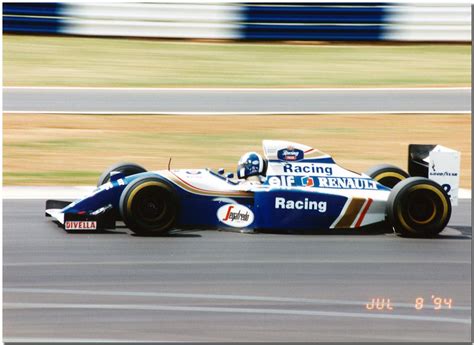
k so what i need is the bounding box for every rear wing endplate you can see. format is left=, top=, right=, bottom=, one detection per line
left=408, top=144, right=461, bottom=206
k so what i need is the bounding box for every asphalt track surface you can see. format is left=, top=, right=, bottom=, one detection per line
left=3, top=199, right=471, bottom=342
left=3, top=87, right=471, bottom=114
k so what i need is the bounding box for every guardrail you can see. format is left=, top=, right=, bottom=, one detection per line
left=3, top=2, right=471, bottom=42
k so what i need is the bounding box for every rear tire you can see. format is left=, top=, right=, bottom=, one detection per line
left=97, top=162, right=147, bottom=187
left=387, top=177, right=451, bottom=238
left=365, top=164, right=409, bottom=189
left=119, top=176, right=179, bottom=235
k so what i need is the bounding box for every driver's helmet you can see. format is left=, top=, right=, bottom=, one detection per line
left=237, top=152, right=266, bottom=180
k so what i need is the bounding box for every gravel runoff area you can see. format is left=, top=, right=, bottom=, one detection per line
left=3, top=114, right=471, bottom=187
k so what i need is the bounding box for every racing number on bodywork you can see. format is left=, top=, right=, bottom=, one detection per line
left=442, top=184, right=452, bottom=199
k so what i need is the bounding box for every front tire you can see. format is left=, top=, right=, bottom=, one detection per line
left=387, top=177, right=451, bottom=237
left=365, top=164, right=409, bottom=189
left=119, top=176, right=179, bottom=235
left=97, top=162, right=147, bottom=187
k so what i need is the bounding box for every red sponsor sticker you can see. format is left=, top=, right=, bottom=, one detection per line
left=65, top=221, right=97, bottom=230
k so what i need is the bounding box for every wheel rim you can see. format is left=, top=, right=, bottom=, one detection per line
left=407, top=190, right=436, bottom=225
left=132, top=187, right=168, bottom=225
left=136, top=195, right=166, bottom=223
left=125, top=181, right=177, bottom=233
left=396, top=184, right=449, bottom=234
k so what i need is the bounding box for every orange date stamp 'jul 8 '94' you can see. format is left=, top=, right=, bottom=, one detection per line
left=365, top=296, right=453, bottom=311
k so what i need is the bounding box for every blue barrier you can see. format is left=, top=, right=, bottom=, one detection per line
left=244, top=3, right=387, bottom=5
left=3, top=3, right=63, bottom=34
left=2, top=2, right=469, bottom=42
left=3, top=3, right=62, bottom=16
left=243, top=4, right=387, bottom=24
left=3, top=16, right=62, bottom=34
left=242, top=4, right=386, bottom=40
left=242, top=24, right=383, bottom=41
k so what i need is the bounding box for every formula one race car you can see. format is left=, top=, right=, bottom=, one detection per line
left=45, top=140, right=460, bottom=237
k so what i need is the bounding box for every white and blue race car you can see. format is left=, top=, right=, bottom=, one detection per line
left=45, top=140, right=459, bottom=237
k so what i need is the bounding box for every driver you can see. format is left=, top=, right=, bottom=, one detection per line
left=236, top=152, right=267, bottom=185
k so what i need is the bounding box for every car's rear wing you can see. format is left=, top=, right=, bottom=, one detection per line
left=408, top=144, right=461, bottom=206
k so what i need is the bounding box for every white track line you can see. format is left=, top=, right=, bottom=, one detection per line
left=3, top=186, right=471, bottom=200
left=4, top=259, right=470, bottom=266
left=3, top=338, right=140, bottom=343
left=4, top=287, right=470, bottom=311
left=3, top=186, right=95, bottom=199
left=4, top=111, right=471, bottom=115
left=4, top=302, right=470, bottom=324
left=4, top=86, right=471, bottom=91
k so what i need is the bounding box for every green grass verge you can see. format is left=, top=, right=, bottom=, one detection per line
left=4, top=171, right=99, bottom=185
left=3, top=35, right=471, bottom=87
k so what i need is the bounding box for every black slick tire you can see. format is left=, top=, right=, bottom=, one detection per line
left=97, top=162, right=147, bottom=187
left=365, top=164, right=409, bottom=189
left=119, top=176, right=179, bottom=235
left=386, top=177, right=451, bottom=238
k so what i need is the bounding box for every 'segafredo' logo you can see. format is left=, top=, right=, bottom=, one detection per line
left=65, top=221, right=97, bottom=230
left=217, top=204, right=254, bottom=228
left=277, top=147, right=304, bottom=161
